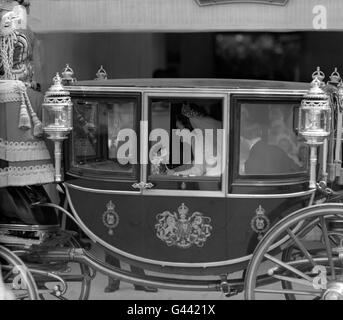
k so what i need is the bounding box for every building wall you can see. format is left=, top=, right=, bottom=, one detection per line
left=299, top=32, right=343, bottom=82
left=29, top=0, right=343, bottom=32
left=35, top=33, right=166, bottom=91
left=179, top=33, right=214, bottom=78
left=33, top=31, right=343, bottom=90
left=166, top=32, right=343, bottom=82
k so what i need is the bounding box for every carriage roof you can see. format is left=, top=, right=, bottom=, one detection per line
left=72, top=78, right=309, bottom=91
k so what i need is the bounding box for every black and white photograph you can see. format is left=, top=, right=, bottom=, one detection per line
left=1, top=0, right=343, bottom=306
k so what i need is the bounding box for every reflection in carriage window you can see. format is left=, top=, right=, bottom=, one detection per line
left=72, top=98, right=137, bottom=177
left=149, top=98, right=223, bottom=180
left=239, top=102, right=308, bottom=176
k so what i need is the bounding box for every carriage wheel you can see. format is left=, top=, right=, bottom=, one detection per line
left=244, top=204, right=343, bottom=300
left=0, top=245, right=39, bottom=300
left=32, top=237, right=93, bottom=300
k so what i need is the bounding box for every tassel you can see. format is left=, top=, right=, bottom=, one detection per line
left=18, top=90, right=31, bottom=130
left=24, top=91, right=43, bottom=137
left=31, top=112, right=43, bottom=137
left=18, top=103, right=31, bottom=130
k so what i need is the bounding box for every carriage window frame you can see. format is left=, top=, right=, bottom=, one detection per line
left=66, top=91, right=141, bottom=182
left=229, top=94, right=309, bottom=185
left=143, top=92, right=228, bottom=194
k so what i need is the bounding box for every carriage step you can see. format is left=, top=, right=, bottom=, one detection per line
left=0, top=234, right=42, bottom=248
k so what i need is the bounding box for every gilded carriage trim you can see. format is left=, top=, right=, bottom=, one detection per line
left=0, top=139, right=51, bottom=162
left=0, top=164, right=55, bottom=187
left=155, top=203, right=213, bottom=249
left=102, top=201, right=120, bottom=236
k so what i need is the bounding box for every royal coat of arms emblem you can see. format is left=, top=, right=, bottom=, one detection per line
left=155, top=203, right=213, bottom=249
left=102, top=201, right=120, bottom=236
left=250, top=205, right=270, bottom=240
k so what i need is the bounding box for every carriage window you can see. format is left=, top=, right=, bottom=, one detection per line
left=239, top=102, right=308, bottom=176
left=148, top=97, right=223, bottom=191
left=71, top=97, right=138, bottom=178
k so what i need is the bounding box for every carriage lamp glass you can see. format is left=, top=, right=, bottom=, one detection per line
left=42, top=73, right=73, bottom=182
left=299, top=75, right=331, bottom=188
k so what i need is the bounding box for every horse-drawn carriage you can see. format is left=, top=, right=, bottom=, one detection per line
left=1, top=65, right=343, bottom=300
left=2, top=0, right=343, bottom=301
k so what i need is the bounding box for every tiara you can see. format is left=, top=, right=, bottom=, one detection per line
left=181, top=103, right=204, bottom=118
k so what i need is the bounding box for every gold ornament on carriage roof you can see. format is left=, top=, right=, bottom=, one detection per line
left=61, top=64, right=77, bottom=86
left=328, top=68, right=341, bottom=86
left=42, top=73, right=73, bottom=182
left=95, top=65, right=108, bottom=80
left=155, top=203, right=213, bottom=249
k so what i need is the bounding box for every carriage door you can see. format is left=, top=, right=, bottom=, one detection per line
left=65, top=92, right=147, bottom=257
left=138, top=92, right=229, bottom=263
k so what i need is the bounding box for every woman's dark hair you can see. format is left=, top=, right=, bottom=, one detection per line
left=15, top=0, right=30, bottom=8
left=175, top=113, right=193, bottom=131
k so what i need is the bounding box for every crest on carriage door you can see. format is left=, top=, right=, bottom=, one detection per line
left=250, top=205, right=270, bottom=240
left=102, top=201, right=120, bottom=236
left=155, top=203, right=213, bottom=249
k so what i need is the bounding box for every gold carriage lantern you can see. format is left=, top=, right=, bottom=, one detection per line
left=42, top=73, right=73, bottom=182
left=299, top=68, right=331, bottom=188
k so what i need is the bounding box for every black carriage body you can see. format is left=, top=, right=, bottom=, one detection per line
left=63, top=79, right=312, bottom=275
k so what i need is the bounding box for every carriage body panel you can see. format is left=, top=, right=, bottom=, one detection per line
left=63, top=79, right=313, bottom=274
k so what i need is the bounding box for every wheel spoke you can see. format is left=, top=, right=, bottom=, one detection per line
left=254, top=288, right=321, bottom=296
left=293, top=218, right=319, bottom=239
left=38, top=289, right=56, bottom=295
left=271, top=274, right=314, bottom=287
left=245, top=207, right=343, bottom=300
left=2, top=269, right=14, bottom=282
left=16, top=293, right=30, bottom=300
left=255, top=273, right=281, bottom=288
left=286, top=228, right=317, bottom=267
left=320, top=217, right=336, bottom=279
left=264, top=254, right=313, bottom=283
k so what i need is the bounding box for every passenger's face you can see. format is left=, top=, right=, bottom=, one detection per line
left=0, top=11, right=15, bottom=35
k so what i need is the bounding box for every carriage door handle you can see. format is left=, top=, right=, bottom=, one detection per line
left=132, top=182, right=154, bottom=190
